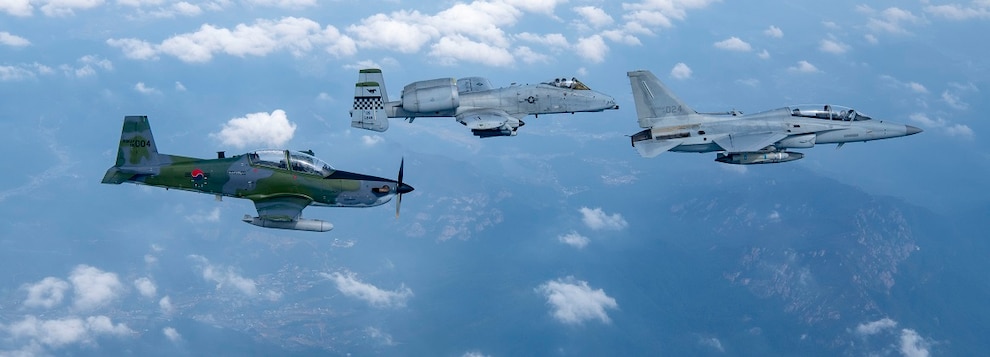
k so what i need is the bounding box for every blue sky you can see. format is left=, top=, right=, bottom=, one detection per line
left=1, top=0, right=987, bottom=355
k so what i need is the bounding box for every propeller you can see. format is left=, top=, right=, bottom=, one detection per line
left=395, top=157, right=414, bottom=218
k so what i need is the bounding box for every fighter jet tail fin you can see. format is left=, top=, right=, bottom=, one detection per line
left=350, top=68, right=390, bottom=132
left=627, top=70, right=697, bottom=128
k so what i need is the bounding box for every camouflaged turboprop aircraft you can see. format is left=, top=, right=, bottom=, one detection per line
left=350, top=68, right=619, bottom=138
left=102, top=116, right=413, bottom=232
left=627, top=70, right=923, bottom=164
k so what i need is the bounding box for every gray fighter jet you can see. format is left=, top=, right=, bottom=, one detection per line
left=350, top=68, right=619, bottom=138
left=627, top=70, right=922, bottom=164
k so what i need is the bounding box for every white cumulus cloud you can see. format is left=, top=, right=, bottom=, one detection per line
left=670, top=62, right=692, bottom=80
left=0, top=0, right=33, bottom=17
left=159, top=296, right=175, bottom=315
left=536, top=276, right=618, bottom=325
left=429, top=35, right=514, bottom=67
left=573, top=6, right=613, bottom=28
left=134, top=82, right=161, bottom=95
left=109, top=17, right=356, bottom=63
left=23, top=277, right=70, bottom=309
left=163, top=327, right=181, bottom=342
left=361, top=135, right=384, bottom=147
left=899, top=329, right=931, bottom=357
left=5, top=315, right=133, bottom=349
left=788, top=60, right=820, bottom=73
left=713, top=36, right=751, bottom=51
left=69, top=265, right=124, bottom=311
left=764, top=25, right=783, bottom=38
left=819, top=38, right=849, bottom=54
left=39, top=0, right=104, bottom=17
left=211, top=109, right=296, bottom=149
left=579, top=207, right=628, bottom=231
left=855, top=317, right=897, bottom=336
left=1, top=32, right=30, bottom=47
left=558, top=231, right=590, bottom=248
left=909, top=113, right=973, bottom=138
left=189, top=255, right=281, bottom=300
left=133, top=277, right=157, bottom=298
left=325, top=270, right=413, bottom=308
left=574, top=35, right=608, bottom=63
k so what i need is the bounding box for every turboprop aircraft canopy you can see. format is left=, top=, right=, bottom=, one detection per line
left=249, top=149, right=335, bottom=176
left=788, top=104, right=873, bottom=121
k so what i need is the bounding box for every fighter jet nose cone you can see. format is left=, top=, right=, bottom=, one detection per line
left=398, top=183, right=414, bottom=194
left=906, top=125, right=923, bottom=136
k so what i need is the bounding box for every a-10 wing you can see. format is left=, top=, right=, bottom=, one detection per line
left=455, top=108, right=526, bottom=137
left=456, top=108, right=515, bottom=131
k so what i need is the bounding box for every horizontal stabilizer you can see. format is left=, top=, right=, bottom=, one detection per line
left=101, top=167, right=134, bottom=184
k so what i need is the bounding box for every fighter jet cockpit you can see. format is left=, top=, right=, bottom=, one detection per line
left=788, top=104, right=873, bottom=121
left=249, top=149, right=335, bottom=177
left=544, top=77, right=592, bottom=90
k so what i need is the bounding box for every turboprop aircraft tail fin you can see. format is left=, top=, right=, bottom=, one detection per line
left=350, top=68, right=390, bottom=132
left=627, top=70, right=697, bottom=128
left=103, top=115, right=167, bottom=184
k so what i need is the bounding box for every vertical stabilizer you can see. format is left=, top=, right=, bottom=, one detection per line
left=351, top=68, right=390, bottom=132
left=114, top=115, right=163, bottom=168
left=103, top=115, right=165, bottom=183
left=627, top=70, right=697, bottom=128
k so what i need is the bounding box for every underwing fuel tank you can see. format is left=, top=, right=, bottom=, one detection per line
left=716, top=151, right=804, bottom=165
left=242, top=215, right=334, bottom=232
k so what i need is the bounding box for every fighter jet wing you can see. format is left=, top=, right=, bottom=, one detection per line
left=711, top=132, right=788, bottom=153
left=455, top=108, right=512, bottom=130
left=634, top=139, right=683, bottom=158
left=250, top=195, right=313, bottom=222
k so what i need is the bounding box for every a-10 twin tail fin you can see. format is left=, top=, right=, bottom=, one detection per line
left=350, top=68, right=390, bottom=132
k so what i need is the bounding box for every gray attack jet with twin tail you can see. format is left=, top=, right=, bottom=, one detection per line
left=349, top=68, right=619, bottom=138
left=102, top=116, right=413, bottom=232
left=627, top=70, right=922, bottom=164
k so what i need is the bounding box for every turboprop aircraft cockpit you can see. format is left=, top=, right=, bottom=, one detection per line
left=249, top=149, right=335, bottom=177
left=789, top=104, right=873, bottom=121
left=544, top=77, right=591, bottom=90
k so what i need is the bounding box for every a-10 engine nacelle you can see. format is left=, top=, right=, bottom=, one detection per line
left=716, top=151, right=804, bottom=165
left=401, top=78, right=459, bottom=113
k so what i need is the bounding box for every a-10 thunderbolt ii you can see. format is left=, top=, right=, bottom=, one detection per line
left=102, top=116, right=413, bottom=232
left=626, top=70, right=922, bottom=164
left=349, top=68, right=619, bottom=138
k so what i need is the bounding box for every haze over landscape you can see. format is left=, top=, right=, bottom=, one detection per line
left=1, top=1, right=988, bottom=355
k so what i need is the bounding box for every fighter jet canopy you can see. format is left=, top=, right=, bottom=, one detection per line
left=249, top=149, right=335, bottom=176
left=788, top=104, right=872, bottom=121
left=544, top=77, right=591, bottom=90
